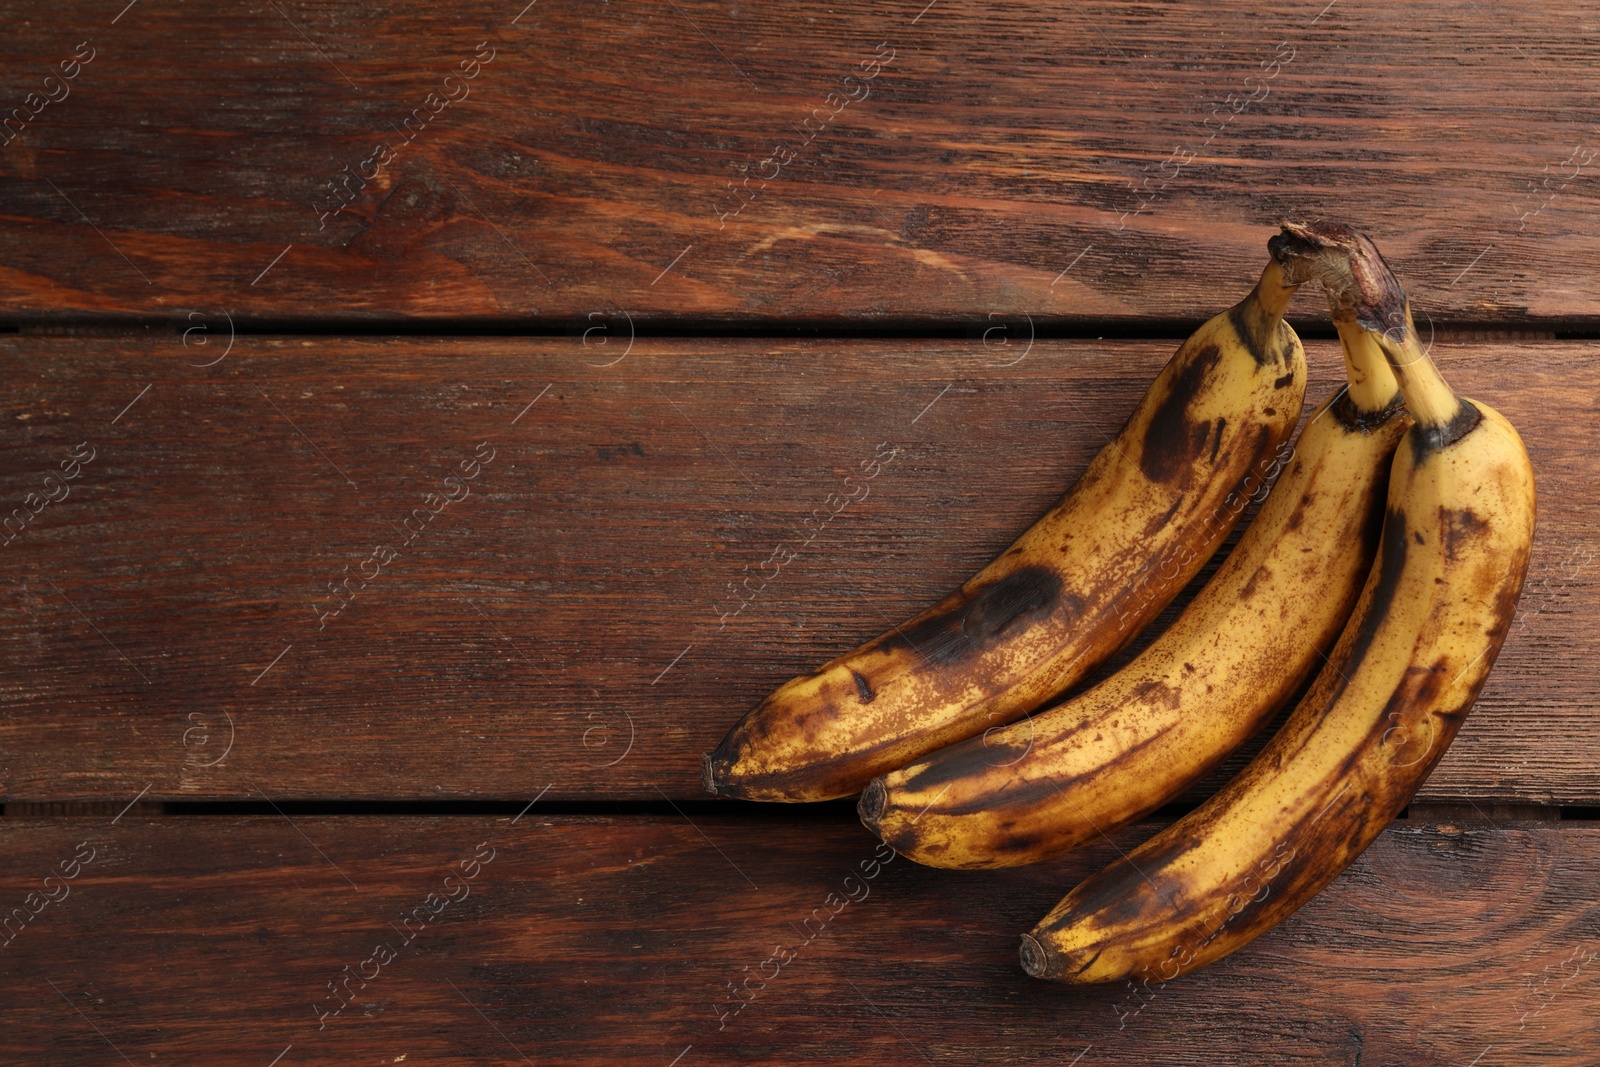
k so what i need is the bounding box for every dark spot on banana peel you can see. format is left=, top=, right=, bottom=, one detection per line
left=896, top=730, right=1032, bottom=797
left=1410, top=400, right=1483, bottom=463
left=1278, top=320, right=1296, bottom=358
left=1372, top=662, right=1452, bottom=766
left=873, top=813, right=935, bottom=858
left=1357, top=480, right=1391, bottom=551
left=1444, top=509, right=1490, bottom=562
left=919, top=770, right=1063, bottom=820
left=1226, top=304, right=1278, bottom=367
left=1338, top=660, right=1456, bottom=803
left=1050, top=830, right=1199, bottom=932
left=851, top=669, right=875, bottom=704
left=1331, top=388, right=1408, bottom=433
left=1143, top=495, right=1185, bottom=539
left=886, top=564, right=1065, bottom=667
left=1239, top=565, right=1267, bottom=602
left=995, top=831, right=1047, bottom=856
left=1328, top=507, right=1410, bottom=707
left=1282, top=494, right=1310, bottom=534
left=1209, top=418, right=1226, bottom=462
left=1273, top=371, right=1296, bottom=389
left=1129, top=678, right=1182, bottom=710
left=920, top=721, right=1180, bottom=822
left=1139, top=343, right=1222, bottom=484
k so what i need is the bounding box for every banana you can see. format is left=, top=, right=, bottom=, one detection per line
left=859, top=309, right=1410, bottom=868
left=1020, top=221, right=1536, bottom=985
left=705, top=259, right=1308, bottom=802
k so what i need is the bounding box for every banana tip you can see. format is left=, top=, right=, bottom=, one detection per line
left=857, top=778, right=888, bottom=826
left=1019, top=933, right=1053, bottom=979
left=701, top=752, right=721, bottom=795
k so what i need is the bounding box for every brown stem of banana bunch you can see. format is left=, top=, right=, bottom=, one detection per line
left=1365, top=300, right=1463, bottom=429
left=1268, top=218, right=1461, bottom=428
left=1242, top=258, right=1300, bottom=327
left=1330, top=314, right=1401, bottom=413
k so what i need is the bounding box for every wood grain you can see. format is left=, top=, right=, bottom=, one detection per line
left=0, top=334, right=1593, bottom=803
left=1, top=1, right=1598, bottom=323
left=1, top=814, right=1597, bottom=1065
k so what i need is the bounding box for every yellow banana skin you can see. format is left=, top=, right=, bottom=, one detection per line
left=1021, top=222, right=1536, bottom=986
left=860, top=320, right=1410, bottom=869
left=704, top=262, right=1309, bottom=802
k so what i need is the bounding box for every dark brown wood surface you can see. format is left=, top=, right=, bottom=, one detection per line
left=1, top=814, right=1595, bottom=1065
left=2, top=1, right=1598, bottom=324
left=6, top=2, right=1598, bottom=1061
left=2, top=333, right=1594, bottom=802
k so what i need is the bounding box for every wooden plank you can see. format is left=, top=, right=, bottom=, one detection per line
left=1, top=335, right=1594, bottom=802
left=1, top=1, right=1598, bottom=323
left=1, top=814, right=1597, bottom=1064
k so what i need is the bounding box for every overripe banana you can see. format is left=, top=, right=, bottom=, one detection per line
left=704, top=260, right=1308, bottom=802
left=1020, top=221, right=1536, bottom=985
left=859, top=304, right=1411, bottom=868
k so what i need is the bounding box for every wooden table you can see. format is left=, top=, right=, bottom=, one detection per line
left=3, top=2, right=1597, bottom=1062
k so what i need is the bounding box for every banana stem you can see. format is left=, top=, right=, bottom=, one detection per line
left=1369, top=301, right=1460, bottom=428
left=1268, top=220, right=1461, bottom=429
left=1332, top=313, right=1401, bottom=414
left=1227, top=259, right=1301, bottom=360
left=1250, top=259, right=1300, bottom=321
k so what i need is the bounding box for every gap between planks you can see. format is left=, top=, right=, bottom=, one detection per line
left=0, top=318, right=1579, bottom=343
left=4, top=799, right=1595, bottom=825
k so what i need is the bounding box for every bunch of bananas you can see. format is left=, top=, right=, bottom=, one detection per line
left=704, top=221, right=1535, bottom=985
